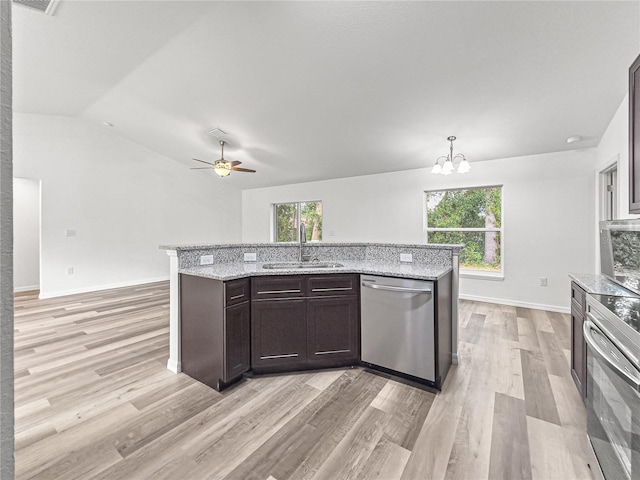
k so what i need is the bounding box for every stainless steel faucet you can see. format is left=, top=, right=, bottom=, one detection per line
left=299, top=223, right=307, bottom=262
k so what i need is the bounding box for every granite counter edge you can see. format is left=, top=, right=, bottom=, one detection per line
left=160, top=242, right=464, bottom=252
left=180, top=264, right=453, bottom=282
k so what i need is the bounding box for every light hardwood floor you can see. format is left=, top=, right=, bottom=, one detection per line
left=14, top=282, right=598, bottom=480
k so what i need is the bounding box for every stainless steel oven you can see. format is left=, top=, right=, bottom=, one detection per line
left=585, top=295, right=640, bottom=479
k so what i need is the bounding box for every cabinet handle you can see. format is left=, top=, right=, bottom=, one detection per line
left=260, top=353, right=299, bottom=359
left=311, top=287, right=352, bottom=292
left=229, top=294, right=245, bottom=300
left=257, top=289, right=302, bottom=295
left=315, top=349, right=350, bottom=355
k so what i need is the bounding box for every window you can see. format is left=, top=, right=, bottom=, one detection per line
left=273, top=201, right=323, bottom=243
left=425, top=186, right=502, bottom=273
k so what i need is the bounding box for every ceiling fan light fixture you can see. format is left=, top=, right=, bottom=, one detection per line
left=190, top=139, right=256, bottom=176
left=213, top=160, right=232, bottom=177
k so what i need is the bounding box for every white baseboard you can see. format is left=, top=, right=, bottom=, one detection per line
left=166, top=358, right=181, bottom=373
left=38, top=276, right=170, bottom=299
left=15, top=285, right=39, bottom=293
left=459, top=293, right=570, bottom=314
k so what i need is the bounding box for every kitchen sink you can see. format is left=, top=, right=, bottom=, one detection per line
left=262, top=262, right=344, bottom=270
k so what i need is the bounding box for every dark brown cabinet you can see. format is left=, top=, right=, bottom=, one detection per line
left=629, top=53, right=640, bottom=214
left=307, top=296, right=359, bottom=365
left=570, top=281, right=587, bottom=398
left=251, top=298, right=307, bottom=370
left=180, top=275, right=251, bottom=391
left=251, top=274, right=359, bottom=374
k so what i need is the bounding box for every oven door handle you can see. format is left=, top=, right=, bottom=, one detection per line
left=583, top=320, right=640, bottom=392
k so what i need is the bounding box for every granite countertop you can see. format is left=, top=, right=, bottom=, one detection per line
left=160, top=242, right=464, bottom=251
left=569, top=273, right=640, bottom=297
left=180, top=260, right=453, bottom=282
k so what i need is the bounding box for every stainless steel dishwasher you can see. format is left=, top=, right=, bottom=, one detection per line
left=360, top=274, right=435, bottom=383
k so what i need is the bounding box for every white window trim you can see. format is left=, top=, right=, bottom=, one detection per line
left=424, top=185, right=504, bottom=278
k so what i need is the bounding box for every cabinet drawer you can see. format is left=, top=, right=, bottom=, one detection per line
left=308, top=274, right=359, bottom=297
left=252, top=275, right=306, bottom=300
left=570, top=282, right=586, bottom=311
left=225, top=278, right=250, bottom=307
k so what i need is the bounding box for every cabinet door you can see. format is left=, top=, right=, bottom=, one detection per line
left=571, top=305, right=587, bottom=398
left=307, top=296, right=359, bottom=366
left=224, top=302, right=250, bottom=382
left=251, top=299, right=307, bottom=370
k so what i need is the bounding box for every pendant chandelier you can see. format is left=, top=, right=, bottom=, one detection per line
left=431, top=136, right=471, bottom=175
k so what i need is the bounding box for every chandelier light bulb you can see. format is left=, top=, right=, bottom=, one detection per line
left=457, top=159, right=471, bottom=173
left=431, top=163, right=442, bottom=174
left=442, top=160, right=454, bottom=175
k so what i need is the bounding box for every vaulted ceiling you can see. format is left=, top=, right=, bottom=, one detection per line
left=12, top=1, right=640, bottom=188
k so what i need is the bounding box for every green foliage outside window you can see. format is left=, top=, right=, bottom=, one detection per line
left=426, top=187, right=502, bottom=272
left=274, top=202, right=323, bottom=242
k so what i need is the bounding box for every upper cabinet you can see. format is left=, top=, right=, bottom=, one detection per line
left=629, top=53, right=640, bottom=214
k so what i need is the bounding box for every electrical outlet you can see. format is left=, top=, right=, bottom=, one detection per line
left=400, top=253, right=413, bottom=263
left=539, top=277, right=548, bottom=287
left=65, top=229, right=76, bottom=237
left=200, top=255, right=214, bottom=265
left=66, top=267, right=74, bottom=275
left=244, top=252, right=257, bottom=262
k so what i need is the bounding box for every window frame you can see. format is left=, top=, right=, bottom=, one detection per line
left=424, top=185, right=504, bottom=279
left=272, top=200, right=323, bottom=243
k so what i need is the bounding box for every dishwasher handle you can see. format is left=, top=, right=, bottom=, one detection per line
left=361, top=281, right=432, bottom=295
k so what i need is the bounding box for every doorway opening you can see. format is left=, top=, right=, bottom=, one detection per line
left=14, top=177, right=41, bottom=293
left=600, top=163, right=618, bottom=222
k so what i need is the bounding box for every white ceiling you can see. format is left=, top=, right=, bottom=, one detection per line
left=12, top=1, right=640, bottom=189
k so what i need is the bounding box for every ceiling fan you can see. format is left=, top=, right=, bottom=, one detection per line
left=191, top=141, right=256, bottom=177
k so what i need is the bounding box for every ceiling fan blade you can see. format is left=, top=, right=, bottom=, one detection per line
left=192, top=158, right=216, bottom=166
left=231, top=167, right=256, bottom=173
left=190, top=167, right=212, bottom=170
left=230, top=160, right=242, bottom=166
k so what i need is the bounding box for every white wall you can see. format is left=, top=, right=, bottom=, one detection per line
left=243, top=149, right=597, bottom=311
left=13, top=178, right=39, bottom=291
left=13, top=114, right=242, bottom=298
left=593, top=94, right=640, bottom=272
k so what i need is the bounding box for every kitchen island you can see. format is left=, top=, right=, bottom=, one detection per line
left=160, top=242, right=462, bottom=389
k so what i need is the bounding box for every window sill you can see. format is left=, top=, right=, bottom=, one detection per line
left=272, top=241, right=323, bottom=244
left=460, top=270, right=504, bottom=281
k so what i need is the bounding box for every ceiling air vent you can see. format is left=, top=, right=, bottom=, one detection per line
left=12, top=0, right=60, bottom=16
